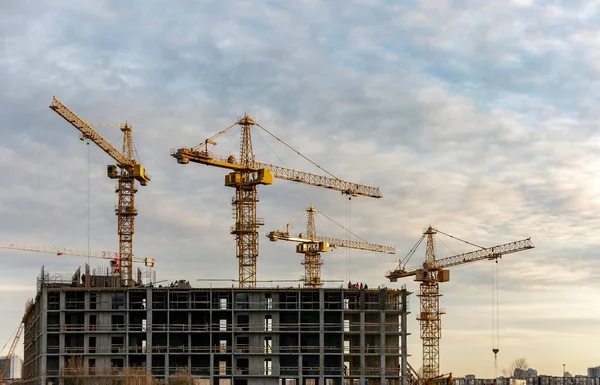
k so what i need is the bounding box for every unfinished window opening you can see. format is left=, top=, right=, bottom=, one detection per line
left=343, top=319, right=350, bottom=332
left=265, top=294, right=273, bottom=309
left=89, top=337, right=96, bottom=353
left=219, top=319, right=227, bottom=331
left=264, top=337, right=272, bottom=354
left=306, top=379, right=316, bottom=385
left=142, top=340, right=147, bottom=353
left=112, top=292, right=125, bottom=309
left=89, top=293, right=97, bottom=310
left=111, top=314, right=125, bottom=331
left=343, top=298, right=349, bottom=309
left=111, top=358, right=124, bottom=372
left=264, top=359, right=272, bottom=376
left=344, top=362, right=350, bottom=376
left=111, top=336, right=124, bottom=353
left=220, top=340, right=227, bottom=353
left=89, top=314, right=97, bottom=330
left=142, top=319, right=147, bottom=331
left=237, top=336, right=249, bottom=353
left=343, top=340, right=350, bottom=354
left=265, top=315, right=273, bottom=331
left=220, top=298, right=227, bottom=309
left=219, top=361, right=227, bottom=375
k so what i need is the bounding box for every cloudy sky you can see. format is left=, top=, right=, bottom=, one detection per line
left=2, top=0, right=600, bottom=379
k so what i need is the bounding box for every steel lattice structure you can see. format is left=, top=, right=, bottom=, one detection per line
left=172, top=114, right=382, bottom=288
left=386, top=226, right=534, bottom=380
left=267, top=205, right=396, bottom=287
left=49, top=97, right=150, bottom=286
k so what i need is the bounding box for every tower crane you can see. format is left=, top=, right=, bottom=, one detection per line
left=49, top=97, right=151, bottom=286
left=172, top=114, right=382, bottom=288
left=266, top=204, right=396, bottom=287
left=0, top=300, right=34, bottom=380
left=385, top=226, right=534, bottom=381
left=0, top=242, right=155, bottom=270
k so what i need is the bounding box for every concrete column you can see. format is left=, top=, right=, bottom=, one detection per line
left=125, top=290, right=130, bottom=371
left=40, top=288, right=48, bottom=385
left=319, top=289, right=325, bottom=383
left=209, top=289, right=214, bottom=385
left=146, top=287, right=153, bottom=381
left=380, top=290, right=386, bottom=385
left=165, top=289, right=171, bottom=385
left=59, top=291, right=65, bottom=385
left=401, top=289, right=408, bottom=385
left=360, top=290, right=365, bottom=385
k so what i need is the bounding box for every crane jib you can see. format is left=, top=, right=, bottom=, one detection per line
left=171, top=149, right=382, bottom=198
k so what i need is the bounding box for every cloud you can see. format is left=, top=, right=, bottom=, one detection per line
left=2, top=0, right=600, bottom=377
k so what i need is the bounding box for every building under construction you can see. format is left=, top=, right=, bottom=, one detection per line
left=21, top=266, right=410, bottom=385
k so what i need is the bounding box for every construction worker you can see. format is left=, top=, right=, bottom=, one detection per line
left=348, top=281, right=352, bottom=289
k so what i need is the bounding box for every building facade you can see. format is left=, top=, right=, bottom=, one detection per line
left=588, top=367, right=600, bottom=379
left=0, top=355, right=22, bottom=379
left=22, top=269, right=410, bottom=385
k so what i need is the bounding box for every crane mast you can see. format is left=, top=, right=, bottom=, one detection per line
left=386, top=226, right=534, bottom=380
left=419, top=227, right=443, bottom=380
left=267, top=205, right=396, bottom=287
left=172, top=115, right=382, bottom=288
left=49, top=97, right=150, bottom=286
left=303, top=205, right=320, bottom=286
left=232, top=114, right=262, bottom=288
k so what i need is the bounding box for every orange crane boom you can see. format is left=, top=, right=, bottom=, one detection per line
left=49, top=97, right=150, bottom=286
left=267, top=205, right=395, bottom=287
left=385, top=226, right=534, bottom=380
left=0, top=301, right=34, bottom=380
left=172, top=114, right=381, bottom=288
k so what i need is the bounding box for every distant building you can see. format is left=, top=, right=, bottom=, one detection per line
left=453, top=376, right=600, bottom=385
left=589, top=367, right=600, bottom=378
left=0, top=355, right=22, bottom=379
left=514, top=369, right=538, bottom=379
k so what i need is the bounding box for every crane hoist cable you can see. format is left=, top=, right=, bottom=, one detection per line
left=319, top=206, right=367, bottom=243
left=87, top=140, right=91, bottom=266
left=346, top=196, right=351, bottom=281
left=492, top=258, right=500, bottom=376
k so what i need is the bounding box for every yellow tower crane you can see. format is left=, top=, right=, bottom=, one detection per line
left=266, top=204, right=396, bottom=287
left=386, top=226, right=534, bottom=381
left=49, top=97, right=150, bottom=286
left=172, top=114, right=382, bottom=288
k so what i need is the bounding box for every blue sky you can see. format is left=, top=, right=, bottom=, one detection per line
left=2, top=0, right=600, bottom=378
